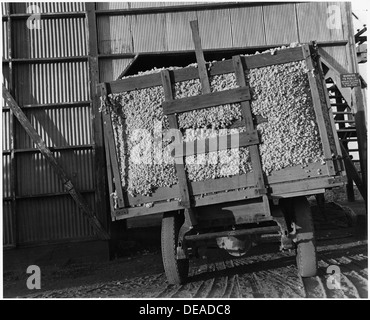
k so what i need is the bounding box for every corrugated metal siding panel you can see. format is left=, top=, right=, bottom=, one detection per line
left=3, top=154, right=11, bottom=198
left=2, top=20, right=8, bottom=60
left=16, top=149, right=94, bottom=196
left=12, top=2, right=85, bottom=13
left=99, top=59, right=133, bottom=82
left=13, top=62, right=90, bottom=105
left=165, top=11, right=197, bottom=51
left=13, top=17, right=87, bottom=59
left=3, top=201, right=14, bottom=246
left=16, top=105, right=92, bottom=148
left=1, top=2, right=7, bottom=15
left=97, top=16, right=133, bottom=54
left=131, top=13, right=167, bottom=52
left=263, top=3, right=299, bottom=45
left=197, top=9, right=233, bottom=49
left=2, top=110, right=11, bottom=150
left=17, top=194, right=95, bottom=244
left=230, top=6, right=266, bottom=47
left=296, top=2, right=345, bottom=43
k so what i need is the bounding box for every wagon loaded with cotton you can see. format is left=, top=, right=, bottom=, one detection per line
left=98, top=23, right=346, bottom=284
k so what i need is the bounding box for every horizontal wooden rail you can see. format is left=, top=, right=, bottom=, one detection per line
left=173, top=130, right=259, bottom=158
left=162, top=87, right=251, bottom=115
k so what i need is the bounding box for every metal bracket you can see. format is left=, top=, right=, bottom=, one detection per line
left=272, top=209, right=295, bottom=251
left=176, top=208, right=197, bottom=260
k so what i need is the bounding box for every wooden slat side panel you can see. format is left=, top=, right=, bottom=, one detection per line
left=296, top=2, right=345, bottom=43
left=230, top=6, right=266, bottom=47
left=131, top=13, right=167, bottom=52
left=165, top=11, right=197, bottom=51
left=97, top=15, right=133, bottom=55
left=196, top=9, right=233, bottom=49
left=263, top=3, right=299, bottom=45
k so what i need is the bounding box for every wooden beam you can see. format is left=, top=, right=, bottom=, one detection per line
left=99, top=46, right=304, bottom=94
left=190, top=20, right=211, bottom=94
left=173, top=130, right=260, bottom=158
left=162, top=87, right=251, bottom=115
left=233, top=55, right=270, bottom=215
left=2, top=86, right=110, bottom=240
left=86, top=3, right=109, bottom=232
left=161, top=70, right=193, bottom=209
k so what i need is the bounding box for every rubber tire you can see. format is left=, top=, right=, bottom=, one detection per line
left=294, top=197, right=318, bottom=278
left=161, top=212, right=189, bottom=285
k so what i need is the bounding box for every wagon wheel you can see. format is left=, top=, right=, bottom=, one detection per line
left=293, top=196, right=318, bottom=277
left=161, top=211, right=189, bottom=284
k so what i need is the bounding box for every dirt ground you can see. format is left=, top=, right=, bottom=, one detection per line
left=3, top=199, right=368, bottom=299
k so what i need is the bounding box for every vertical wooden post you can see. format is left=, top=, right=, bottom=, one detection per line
left=86, top=3, right=109, bottom=231
left=232, top=55, right=270, bottom=215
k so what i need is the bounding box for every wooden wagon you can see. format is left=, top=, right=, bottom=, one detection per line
left=98, top=39, right=346, bottom=284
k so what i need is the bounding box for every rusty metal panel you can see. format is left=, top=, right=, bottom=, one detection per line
left=296, top=2, right=345, bottom=43
left=13, top=62, right=90, bottom=105
left=16, top=194, right=95, bottom=244
left=3, top=201, right=15, bottom=246
left=263, top=3, right=299, bottom=45
left=97, top=15, right=133, bottom=54
left=165, top=11, right=197, bottom=51
left=229, top=6, right=266, bottom=47
left=13, top=17, right=87, bottom=59
left=131, top=13, right=167, bottom=52
left=197, top=9, right=233, bottom=49
left=16, top=149, right=94, bottom=196
left=16, top=105, right=92, bottom=148
left=99, top=58, right=133, bottom=82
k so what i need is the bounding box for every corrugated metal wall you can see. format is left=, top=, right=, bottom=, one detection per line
left=2, top=2, right=354, bottom=248
left=2, top=2, right=97, bottom=247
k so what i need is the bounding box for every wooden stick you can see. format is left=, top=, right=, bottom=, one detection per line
left=2, top=86, right=110, bottom=240
left=190, top=20, right=211, bottom=94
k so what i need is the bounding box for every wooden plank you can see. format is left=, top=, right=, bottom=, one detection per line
left=114, top=175, right=343, bottom=220
left=86, top=3, right=109, bottom=232
left=126, top=161, right=329, bottom=207
left=173, top=130, right=259, bottom=158
left=190, top=20, right=211, bottom=93
left=161, top=70, right=192, bottom=208
left=233, top=55, right=270, bottom=215
left=101, top=85, right=125, bottom=208
left=98, top=47, right=304, bottom=94
left=103, top=118, right=118, bottom=219
left=2, top=86, right=110, bottom=240
left=162, top=86, right=251, bottom=115
left=302, top=45, right=335, bottom=176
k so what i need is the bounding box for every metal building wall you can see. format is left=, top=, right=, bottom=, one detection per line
left=2, top=2, right=99, bottom=247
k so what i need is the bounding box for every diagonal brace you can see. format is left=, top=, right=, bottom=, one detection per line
left=3, top=86, right=110, bottom=240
